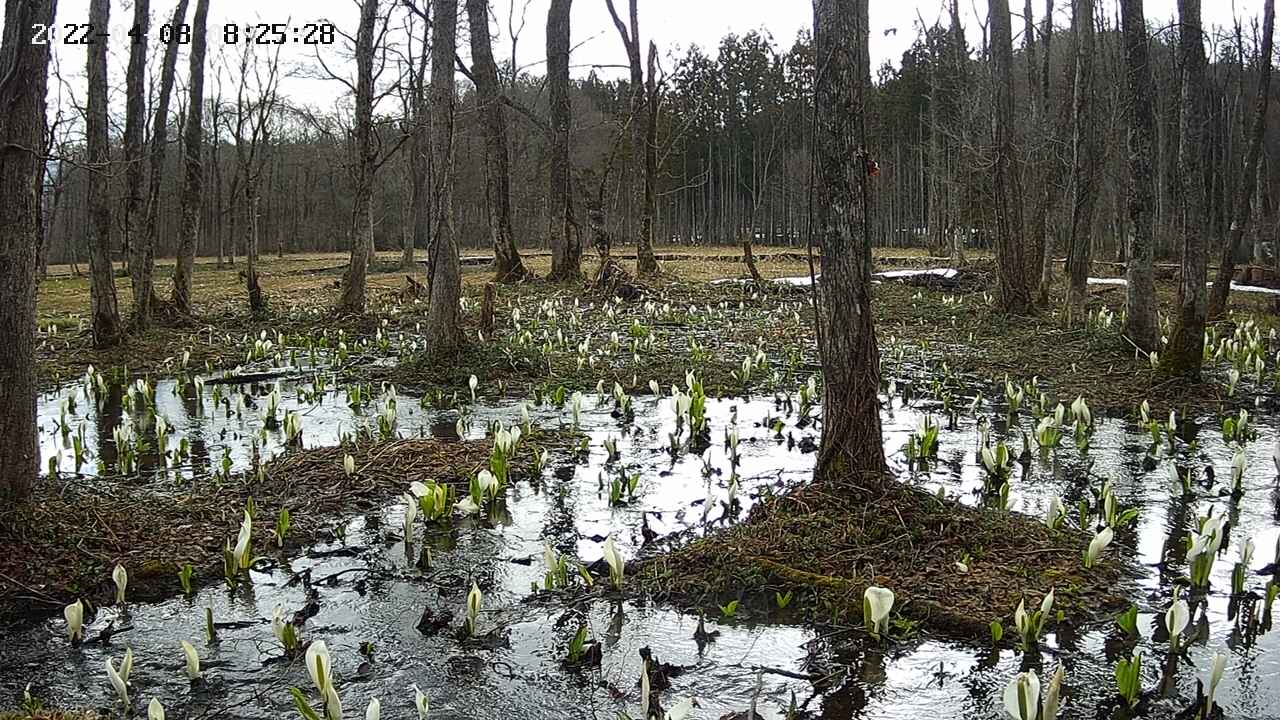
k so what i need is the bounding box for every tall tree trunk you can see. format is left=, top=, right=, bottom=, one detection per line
left=1065, top=0, right=1100, bottom=321
left=337, top=0, right=379, bottom=313
left=989, top=0, right=1033, bottom=314
left=1163, top=0, right=1209, bottom=377
left=0, top=0, right=58, bottom=502
left=1022, top=0, right=1048, bottom=302
left=812, top=0, right=885, bottom=480
left=1208, top=0, right=1275, bottom=318
left=1037, top=0, right=1057, bottom=299
left=605, top=0, right=658, bottom=275
left=1120, top=0, right=1158, bottom=351
left=466, top=0, right=529, bottom=282
left=642, top=40, right=659, bottom=271
left=140, top=0, right=189, bottom=324
left=170, top=0, right=210, bottom=315
left=546, top=0, right=581, bottom=281
left=247, top=181, right=265, bottom=313
left=86, top=0, right=123, bottom=347
left=123, top=0, right=150, bottom=328
left=425, top=0, right=462, bottom=355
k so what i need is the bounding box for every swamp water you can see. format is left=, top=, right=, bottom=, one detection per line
left=3, top=367, right=1279, bottom=719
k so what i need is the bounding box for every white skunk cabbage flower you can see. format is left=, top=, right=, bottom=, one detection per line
left=181, top=640, right=202, bottom=680
left=1205, top=652, right=1228, bottom=714
left=1084, top=527, right=1113, bottom=568
left=455, top=496, right=480, bottom=515
left=365, top=697, right=381, bottom=720
left=148, top=698, right=166, bottom=720
left=64, top=599, right=84, bottom=642
left=468, top=374, right=478, bottom=401
left=306, top=640, right=332, bottom=694
left=467, top=582, right=483, bottom=634
left=603, top=536, right=625, bottom=589
left=105, top=655, right=129, bottom=706
left=1071, top=396, right=1092, bottom=428
left=476, top=470, right=499, bottom=499
left=272, top=604, right=288, bottom=646
left=1002, top=669, right=1041, bottom=720
left=1238, top=536, right=1255, bottom=567
left=863, top=585, right=895, bottom=639
left=1044, top=496, right=1065, bottom=528
left=233, top=511, right=253, bottom=570
left=408, top=481, right=430, bottom=498
left=412, top=684, right=430, bottom=719
left=649, top=380, right=661, bottom=395
left=1165, top=597, right=1189, bottom=646
left=113, top=563, right=128, bottom=605
left=1042, top=665, right=1064, bottom=720
left=403, top=493, right=419, bottom=539
left=1231, top=448, right=1248, bottom=491
left=344, top=454, right=356, bottom=476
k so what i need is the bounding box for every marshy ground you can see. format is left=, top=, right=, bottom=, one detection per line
left=4, top=248, right=1278, bottom=719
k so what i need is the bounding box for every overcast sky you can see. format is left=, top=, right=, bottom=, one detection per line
left=16, top=0, right=1272, bottom=115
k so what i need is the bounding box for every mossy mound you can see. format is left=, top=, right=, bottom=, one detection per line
left=641, top=472, right=1132, bottom=639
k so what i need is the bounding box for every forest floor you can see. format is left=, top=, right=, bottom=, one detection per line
left=35, top=245, right=1273, bottom=416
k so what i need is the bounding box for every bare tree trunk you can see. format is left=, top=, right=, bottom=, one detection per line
left=546, top=0, right=581, bottom=281
left=0, top=0, right=57, bottom=502
left=1163, top=0, right=1209, bottom=377
left=1037, top=0, right=1057, bottom=300
left=123, top=0, right=150, bottom=328
left=86, top=0, right=123, bottom=347
left=425, top=0, right=463, bottom=355
left=1065, top=0, right=1100, bottom=322
left=1208, top=0, right=1275, bottom=318
left=641, top=40, right=659, bottom=272
left=138, top=0, right=189, bottom=324
left=337, top=0, right=379, bottom=313
left=466, top=0, right=530, bottom=282
left=989, top=0, right=1034, bottom=314
left=812, top=0, right=885, bottom=480
left=605, top=0, right=658, bottom=275
left=1120, top=0, right=1158, bottom=351
left=170, top=0, right=211, bottom=315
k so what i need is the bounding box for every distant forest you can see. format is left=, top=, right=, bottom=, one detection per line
left=37, top=3, right=1280, bottom=270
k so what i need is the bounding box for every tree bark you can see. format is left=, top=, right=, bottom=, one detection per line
left=404, top=28, right=429, bottom=273
left=138, top=0, right=189, bottom=326
left=466, top=0, right=530, bottom=282
left=989, top=0, right=1034, bottom=314
left=1065, top=0, right=1100, bottom=321
left=425, top=0, right=463, bottom=355
left=0, top=0, right=58, bottom=503
left=86, top=0, right=123, bottom=347
left=546, top=0, right=581, bottom=281
left=1119, top=0, right=1158, bottom=351
left=123, top=0, right=150, bottom=328
left=170, top=0, right=211, bottom=315
left=812, top=0, right=885, bottom=480
left=337, top=0, right=379, bottom=313
left=1163, top=0, right=1209, bottom=377
left=1208, top=0, right=1275, bottom=318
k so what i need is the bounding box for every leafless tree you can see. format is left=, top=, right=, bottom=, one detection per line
left=812, top=0, right=885, bottom=479
left=545, top=0, right=581, bottom=281
left=136, top=0, right=191, bottom=327
left=425, top=0, right=462, bottom=354
left=86, top=0, right=123, bottom=346
left=0, top=0, right=58, bottom=502
left=170, top=0, right=211, bottom=315
left=989, top=0, right=1034, bottom=314
left=1208, top=0, right=1275, bottom=318
left=1064, top=0, right=1100, bottom=321
left=123, top=0, right=151, bottom=327
left=1119, top=0, right=1158, bottom=351
left=605, top=0, right=659, bottom=274
left=337, top=0, right=383, bottom=313
left=1163, top=0, right=1210, bottom=376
